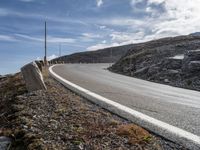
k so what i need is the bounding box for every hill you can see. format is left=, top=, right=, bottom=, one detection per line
left=50, top=44, right=133, bottom=64
left=109, top=35, right=200, bottom=91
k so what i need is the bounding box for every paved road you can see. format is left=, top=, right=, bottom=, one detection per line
left=52, top=63, right=200, bottom=136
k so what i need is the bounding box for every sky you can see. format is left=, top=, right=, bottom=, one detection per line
left=0, top=0, right=200, bottom=75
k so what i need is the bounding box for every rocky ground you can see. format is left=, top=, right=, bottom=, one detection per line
left=0, top=72, right=187, bottom=149
left=110, top=35, right=200, bottom=91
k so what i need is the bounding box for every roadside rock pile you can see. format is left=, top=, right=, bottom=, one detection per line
left=182, top=50, right=200, bottom=72
left=110, top=35, right=200, bottom=91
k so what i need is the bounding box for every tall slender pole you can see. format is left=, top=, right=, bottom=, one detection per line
left=59, top=43, right=61, bottom=57
left=59, top=43, right=61, bottom=63
left=110, top=48, right=113, bottom=67
left=44, top=21, right=47, bottom=66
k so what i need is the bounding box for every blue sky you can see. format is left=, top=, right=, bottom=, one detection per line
left=0, top=0, right=200, bottom=74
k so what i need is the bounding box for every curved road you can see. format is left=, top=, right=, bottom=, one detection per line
left=52, top=63, right=200, bottom=137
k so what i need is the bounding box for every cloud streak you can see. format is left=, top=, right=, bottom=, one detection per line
left=0, top=35, right=17, bottom=42
left=96, top=0, right=103, bottom=7
left=15, top=34, right=76, bottom=43
left=19, top=0, right=34, bottom=2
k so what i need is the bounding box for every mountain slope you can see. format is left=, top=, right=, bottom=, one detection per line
left=110, top=35, right=200, bottom=91
left=51, top=44, right=133, bottom=64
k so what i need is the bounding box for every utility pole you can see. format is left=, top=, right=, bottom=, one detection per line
left=110, top=48, right=113, bottom=67
left=59, top=43, right=61, bottom=63
left=59, top=43, right=61, bottom=57
left=44, top=21, right=47, bottom=66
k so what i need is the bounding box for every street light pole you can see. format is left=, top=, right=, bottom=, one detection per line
left=110, top=48, right=113, bottom=67
left=44, top=21, right=47, bottom=66
left=59, top=43, right=61, bottom=57
left=59, top=43, right=62, bottom=63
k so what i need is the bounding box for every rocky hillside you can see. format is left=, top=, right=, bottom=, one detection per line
left=51, top=44, right=133, bottom=64
left=110, top=35, right=200, bottom=91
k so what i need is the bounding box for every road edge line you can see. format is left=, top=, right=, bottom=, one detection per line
left=49, top=65, right=200, bottom=150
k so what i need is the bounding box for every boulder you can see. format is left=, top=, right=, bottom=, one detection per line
left=0, top=136, right=12, bottom=150
left=162, top=58, right=182, bottom=70
left=39, top=60, right=44, bottom=66
left=188, top=61, right=200, bottom=72
left=0, top=75, right=6, bottom=80
left=164, top=79, right=170, bottom=83
left=21, top=62, right=47, bottom=92
left=35, top=61, right=42, bottom=72
left=185, top=50, right=200, bottom=60
left=182, top=50, right=200, bottom=72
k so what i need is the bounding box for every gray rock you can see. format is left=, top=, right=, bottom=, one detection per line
left=0, top=75, right=6, bottom=81
left=188, top=61, right=200, bottom=72
left=164, top=79, right=170, bottom=83
left=185, top=49, right=200, bottom=60
left=134, top=67, right=149, bottom=75
left=182, top=50, right=200, bottom=72
left=35, top=61, right=43, bottom=72
left=167, top=69, right=179, bottom=74
left=148, top=65, right=160, bottom=74
left=21, top=61, right=47, bottom=92
left=0, top=136, right=12, bottom=150
left=162, top=58, right=182, bottom=70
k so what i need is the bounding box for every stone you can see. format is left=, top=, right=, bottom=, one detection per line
left=35, top=61, right=42, bottom=72
left=188, top=61, right=200, bottom=72
left=21, top=61, right=47, bottom=92
left=185, top=49, right=200, bottom=60
left=182, top=50, right=200, bottom=72
left=39, top=60, right=44, bottom=66
left=134, top=67, right=149, bottom=75
left=167, top=69, right=179, bottom=74
left=162, top=58, right=182, bottom=70
left=164, top=79, right=170, bottom=83
left=0, top=136, right=12, bottom=150
left=0, top=75, right=6, bottom=81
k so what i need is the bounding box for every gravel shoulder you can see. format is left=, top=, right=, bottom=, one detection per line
left=0, top=71, right=187, bottom=149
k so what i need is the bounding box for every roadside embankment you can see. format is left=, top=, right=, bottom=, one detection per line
left=0, top=68, right=186, bottom=149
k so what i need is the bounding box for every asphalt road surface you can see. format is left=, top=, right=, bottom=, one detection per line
left=52, top=63, right=200, bottom=137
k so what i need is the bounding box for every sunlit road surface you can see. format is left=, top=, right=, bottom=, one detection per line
left=52, top=63, right=200, bottom=136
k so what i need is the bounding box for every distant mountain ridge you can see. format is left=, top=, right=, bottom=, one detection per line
left=51, top=44, right=134, bottom=64
left=190, top=32, right=200, bottom=36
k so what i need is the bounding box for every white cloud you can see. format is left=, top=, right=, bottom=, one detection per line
left=0, top=8, right=87, bottom=26
left=93, top=0, right=200, bottom=49
left=151, top=0, right=200, bottom=35
left=15, top=34, right=76, bottom=43
left=102, top=40, right=107, bottom=44
left=15, top=34, right=43, bottom=42
left=36, top=55, right=57, bottom=61
left=87, top=43, right=120, bottom=51
left=20, top=0, right=34, bottom=2
left=82, top=33, right=101, bottom=38
left=80, top=33, right=102, bottom=42
left=36, top=57, right=41, bottom=61
left=100, top=18, right=145, bottom=27
left=96, top=0, right=103, bottom=7
left=99, top=25, right=106, bottom=29
left=47, top=54, right=58, bottom=60
left=0, top=35, right=17, bottom=42
left=48, top=36, right=76, bottom=43
left=148, top=0, right=165, bottom=5
left=110, top=32, right=134, bottom=43
left=130, top=0, right=144, bottom=6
